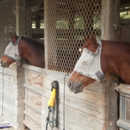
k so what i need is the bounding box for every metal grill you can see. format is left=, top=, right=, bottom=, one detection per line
left=45, top=0, right=102, bottom=73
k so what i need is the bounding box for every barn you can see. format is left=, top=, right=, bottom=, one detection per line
left=0, top=0, right=130, bottom=130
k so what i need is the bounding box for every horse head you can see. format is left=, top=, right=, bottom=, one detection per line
left=1, top=32, right=45, bottom=68
left=1, top=32, right=21, bottom=67
left=68, top=35, right=103, bottom=94
left=1, top=55, right=15, bottom=67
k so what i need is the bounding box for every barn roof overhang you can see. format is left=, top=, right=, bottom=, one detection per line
left=120, top=0, right=130, bottom=6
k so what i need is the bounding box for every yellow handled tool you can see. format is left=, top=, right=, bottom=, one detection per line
left=48, top=88, right=56, bottom=107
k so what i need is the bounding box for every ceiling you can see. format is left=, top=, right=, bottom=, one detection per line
left=120, top=0, right=130, bottom=6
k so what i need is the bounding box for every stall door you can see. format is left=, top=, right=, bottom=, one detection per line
left=23, top=64, right=43, bottom=130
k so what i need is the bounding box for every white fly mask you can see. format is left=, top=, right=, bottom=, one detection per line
left=74, top=39, right=104, bottom=80
left=4, top=37, right=21, bottom=61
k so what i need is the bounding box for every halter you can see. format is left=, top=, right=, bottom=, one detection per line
left=4, top=36, right=22, bottom=61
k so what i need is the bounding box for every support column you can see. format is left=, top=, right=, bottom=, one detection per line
left=101, top=73, right=119, bottom=130
left=15, top=0, right=26, bottom=129
left=44, top=0, right=57, bottom=70
left=16, top=0, right=26, bottom=35
left=101, top=0, right=120, bottom=40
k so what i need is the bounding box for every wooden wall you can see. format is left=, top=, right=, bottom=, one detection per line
left=23, top=64, right=43, bottom=130
left=101, top=0, right=120, bottom=40
left=115, top=84, right=130, bottom=130
left=0, top=62, right=25, bottom=130
left=42, top=70, right=118, bottom=130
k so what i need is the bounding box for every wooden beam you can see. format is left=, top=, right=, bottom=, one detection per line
left=24, top=99, right=42, bottom=114
left=101, top=0, right=120, bottom=40
left=120, top=0, right=130, bottom=6
left=15, top=0, right=26, bottom=35
left=23, top=120, right=38, bottom=130
left=24, top=84, right=42, bottom=95
left=24, top=110, right=41, bottom=125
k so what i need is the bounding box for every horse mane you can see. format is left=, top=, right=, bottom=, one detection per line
left=101, top=40, right=130, bottom=45
left=22, top=37, right=44, bottom=47
left=20, top=37, right=45, bottom=66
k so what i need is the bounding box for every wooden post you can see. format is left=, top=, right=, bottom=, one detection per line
left=101, top=1, right=120, bottom=129
left=15, top=0, right=26, bottom=130
left=44, top=0, right=57, bottom=70
left=101, top=0, right=120, bottom=40
left=15, top=0, right=26, bottom=35
left=101, top=73, right=119, bottom=130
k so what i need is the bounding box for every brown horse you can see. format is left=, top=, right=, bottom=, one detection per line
left=68, top=35, right=130, bottom=93
left=1, top=32, right=45, bottom=68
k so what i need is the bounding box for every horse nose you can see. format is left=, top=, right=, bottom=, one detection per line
left=68, top=82, right=72, bottom=89
left=1, top=60, right=3, bottom=66
left=1, top=62, right=7, bottom=67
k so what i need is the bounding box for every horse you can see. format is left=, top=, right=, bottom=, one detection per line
left=68, top=35, right=130, bottom=94
left=1, top=32, right=45, bottom=68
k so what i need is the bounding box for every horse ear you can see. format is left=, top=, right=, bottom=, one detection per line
left=10, top=32, right=17, bottom=37
left=10, top=32, right=18, bottom=38
left=13, top=32, right=17, bottom=36
left=84, top=36, right=89, bottom=42
left=10, top=32, right=17, bottom=42
left=91, top=34, right=98, bottom=47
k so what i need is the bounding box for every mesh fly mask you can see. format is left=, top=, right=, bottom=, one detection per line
left=74, top=39, right=104, bottom=80
left=4, top=36, right=21, bottom=61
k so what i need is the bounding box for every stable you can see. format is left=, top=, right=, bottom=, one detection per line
left=0, top=0, right=130, bottom=130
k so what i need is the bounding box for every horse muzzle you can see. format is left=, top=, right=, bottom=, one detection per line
left=68, top=81, right=83, bottom=94
left=1, top=61, right=8, bottom=67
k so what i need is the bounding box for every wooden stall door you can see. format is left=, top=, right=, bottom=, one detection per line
left=23, top=64, right=43, bottom=130
left=0, top=62, right=25, bottom=130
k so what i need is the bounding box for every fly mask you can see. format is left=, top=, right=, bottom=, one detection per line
left=74, top=39, right=104, bottom=80
left=4, top=36, right=21, bottom=61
